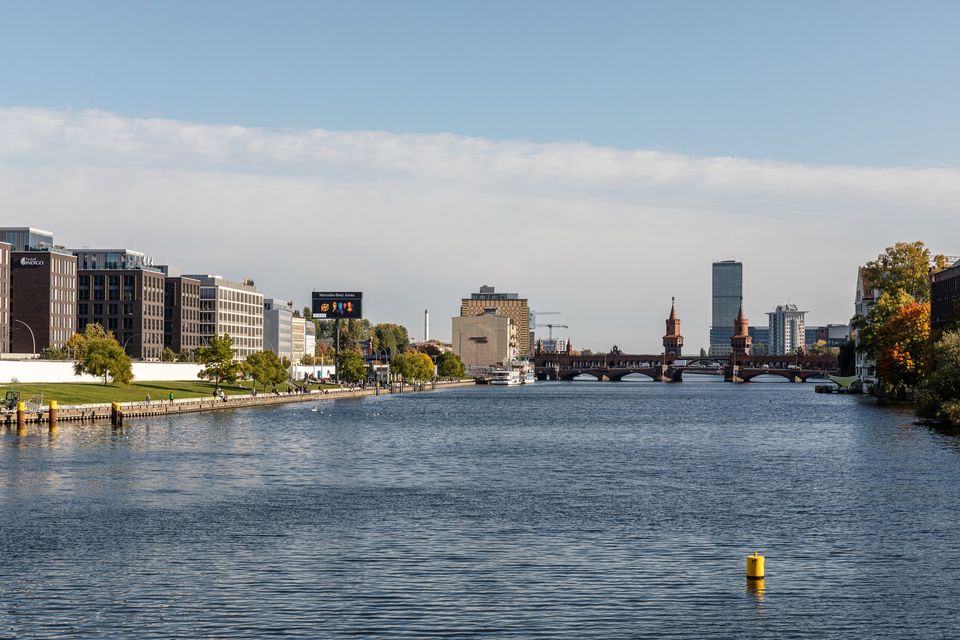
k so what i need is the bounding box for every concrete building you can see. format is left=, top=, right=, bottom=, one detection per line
left=263, top=298, right=293, bottom=362
left=460, top=285, right=530, bottom=357
left=77, top=268, right=166, bottom=360
left=807, top=324, right=851, bottom=348
left=0, top=227, right=55, bottom=252
left=164, top=275, right=201, bottom=354
left=709, top=261, right=742, bottom=356
left=10, top=249, right=77, bottom=353
left=187, top=275, right=264, bottom=359
left=767, top=304, right=807, bottom=355
left=0, top=242, right=9, bottom=353
left=452, top=312, right=518, bottom=369
left=291, top=315, right=307, bottom=364
left=931, top=259, right=960, bottom=332
left=853, top=267, right=879, bottom=386
left=538, top=337, right=568, bottom=354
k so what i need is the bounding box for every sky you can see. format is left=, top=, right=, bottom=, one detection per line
left=1, top=1, right=958, bottom=352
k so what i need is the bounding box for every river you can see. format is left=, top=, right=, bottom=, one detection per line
left=1, top=379, right=958, bottom=638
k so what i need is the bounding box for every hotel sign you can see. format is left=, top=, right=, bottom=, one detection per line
left=18, top=256, right=45, bottom=267
left=312, top=291, right=363, bottom=319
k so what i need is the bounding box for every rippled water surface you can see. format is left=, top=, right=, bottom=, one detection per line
left=2, top=381, right=959, bottom=638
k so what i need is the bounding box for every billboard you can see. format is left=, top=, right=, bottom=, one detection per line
left=312, top=291, right=363, bottom=319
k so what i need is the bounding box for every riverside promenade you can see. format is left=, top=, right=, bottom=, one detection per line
left=2, top=379, right=476, bottom=426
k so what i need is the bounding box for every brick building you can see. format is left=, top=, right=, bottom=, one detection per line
left=10, top=250, right=77, bottom=353
left=77, top=269, right=166, bottom=360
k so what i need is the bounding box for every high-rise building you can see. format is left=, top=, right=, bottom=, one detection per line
left=10, top=249, right=77, bottom=353
left=0, top=242, right=9, bottom=353
left=187, top=275, right=264, bottom=359
left=710, top=261, right=743, bottom=356
left=164, top=275, right=201, bottom=354
left=263, top=298, right=293, bottom=362
left=931, top=259, right=960, bottom=332
left=767, top=304, right=807, bottom=355
left=460, top=285, right=530, bottom=357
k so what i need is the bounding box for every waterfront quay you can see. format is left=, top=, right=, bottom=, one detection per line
left=1, top=379, right=474, bottom=427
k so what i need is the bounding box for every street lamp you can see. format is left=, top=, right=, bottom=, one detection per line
left=123, top=333, right=141, bottom=357
left=10, top=319, right=37, bottom=356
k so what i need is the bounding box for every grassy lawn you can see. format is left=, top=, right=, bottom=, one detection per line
left=0, top=380, right=337, bottom=406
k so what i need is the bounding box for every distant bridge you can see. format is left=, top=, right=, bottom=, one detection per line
left=532, top=352, right=839, bottom=383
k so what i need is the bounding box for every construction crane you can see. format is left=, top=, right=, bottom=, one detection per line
left=536, top=323, right=569, bottom=340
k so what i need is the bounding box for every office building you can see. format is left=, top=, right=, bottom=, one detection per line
left=709, top=261, right=742, bottom=356
left=263, top=298, right=293, bottom=361
left=767, top=304, right=807, bottom=356
left=806, top=324, right=851, bottom=348
left=73, top=248, right=157, bottom=271
left=188, top=275, right=264, bottom=359
left=538, top=337, right=569, bottom=354
left=164, top=275, right=201, bottom=354
left=452, top=311, right=518, bottom=368
left=0, top=227, right=55, bottom=252
left=77, top=268, right=166, bottom=360
left=748, top=326, right=769, bottom=355
left=460, top=285, right=530, bottom=356
left=931, top=259, right=960, bottom=332
left=291, top=315, right=306, bottom=364
left=0, top=242, right=9, bottom=353
left=10, top=249, right=77, bottom=353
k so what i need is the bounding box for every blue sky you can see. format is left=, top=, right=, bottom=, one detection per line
left=1, top=2, right=958, bottom=351
left=2, top=0, right=958, bottom=166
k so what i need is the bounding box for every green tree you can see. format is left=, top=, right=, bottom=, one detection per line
left=852, top=290, right=915, bottom=361
left=436, top=351, right=465, bottom=378
left=337, top=349, right=367, bottom=383
left=863, top=241, right=947, bottom=304
left=874, top=301, right=930, bottom=397
left=161, top=347, right=177, bottom=362
left=195, top=334, right=241, bottom=391
left=337, top=319, right=372, bottom=351
left=915, top=331, right=960, bottom=426
left=301, top=354, right=316, bottom=366
left=175, top=349, right=194, bottom=363
left=808, top=339, right=840, bottom=358
left=393, top=351, right=434, bottom=381
left=372, top=323, right=409, bottom=356
left=71, top=324, right=133, bottom=385
left=39, top=345, right=69, bottom=360
left=244, top=350, right=288, bottom=390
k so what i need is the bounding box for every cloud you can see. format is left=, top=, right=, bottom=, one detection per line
left=1, top=106, right=957, bottom=351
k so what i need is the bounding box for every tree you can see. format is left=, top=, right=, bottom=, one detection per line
left=853, top=290, right=915, bottom=361
left=874, top=301, right=930, bottom=396
left=175, top=349, right=194, bottom=363
left=863, top=241, right=947, bottom=304
left=301, top=354, right=316, bottom=366
left=392, top=351, right=434, bottom=382
left=195, top=334, right=241, bottom=391
left=419, top=343, right=442, bottom=357
left=161, top=347, right=177, bottom=362
left=39, top=346, right=69, bottom=360
left=244, top=350, right=288, bottom=390
left=337, top=349, right=367, bottom=383
left=808, top=340, right=840, bottom=358
left=71, top=324, right=133, bottom=385
left=437, top=351, right=465, bottom=378
left=372, top=323, right=409, bottom=356
left=915, top=331, right=960, bottom=426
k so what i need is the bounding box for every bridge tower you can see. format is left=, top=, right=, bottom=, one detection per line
left=730, top=302, right=752, bottom=355
left=663, top=297, right=684, bottom=356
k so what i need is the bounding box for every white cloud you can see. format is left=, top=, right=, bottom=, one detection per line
left=1, top=107, right=958, bottom=351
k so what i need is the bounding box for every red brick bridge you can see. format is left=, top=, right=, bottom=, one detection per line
left=532, top=352, right=839, bottom=383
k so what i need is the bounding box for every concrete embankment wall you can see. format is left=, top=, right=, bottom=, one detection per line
left=1, top=380, right=476, bottom=426
left=0, top=360, right=203, bottom=384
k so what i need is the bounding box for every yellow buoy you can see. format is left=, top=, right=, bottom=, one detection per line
left=746, top=551, right=765, bottom=580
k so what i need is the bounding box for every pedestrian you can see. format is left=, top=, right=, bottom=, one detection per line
left=168, top=392, right=174, bottom=404
left=146, top=393, right=151, bottom=403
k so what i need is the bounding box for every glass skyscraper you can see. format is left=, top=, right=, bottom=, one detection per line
left=709, top=260, right=742, bottom=356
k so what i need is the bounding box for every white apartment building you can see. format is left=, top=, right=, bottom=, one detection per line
left=188, top=275, right=264, bottom=359
left=291, top=315, right=306, bottom=364
left=767, top=304, right=807, bottom=356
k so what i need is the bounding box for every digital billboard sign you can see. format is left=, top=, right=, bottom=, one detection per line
left=312, top=291, right=363, bottom=319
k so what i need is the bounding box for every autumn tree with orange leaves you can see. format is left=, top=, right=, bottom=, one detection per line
left=874, top=301, right=930, bottom=397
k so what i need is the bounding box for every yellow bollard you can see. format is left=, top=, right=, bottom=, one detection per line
left=48, top=400, right=58, bottom=432
left=16, top=401, right=26, bottom=433
left=746, top=551, right=765, bottom=580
